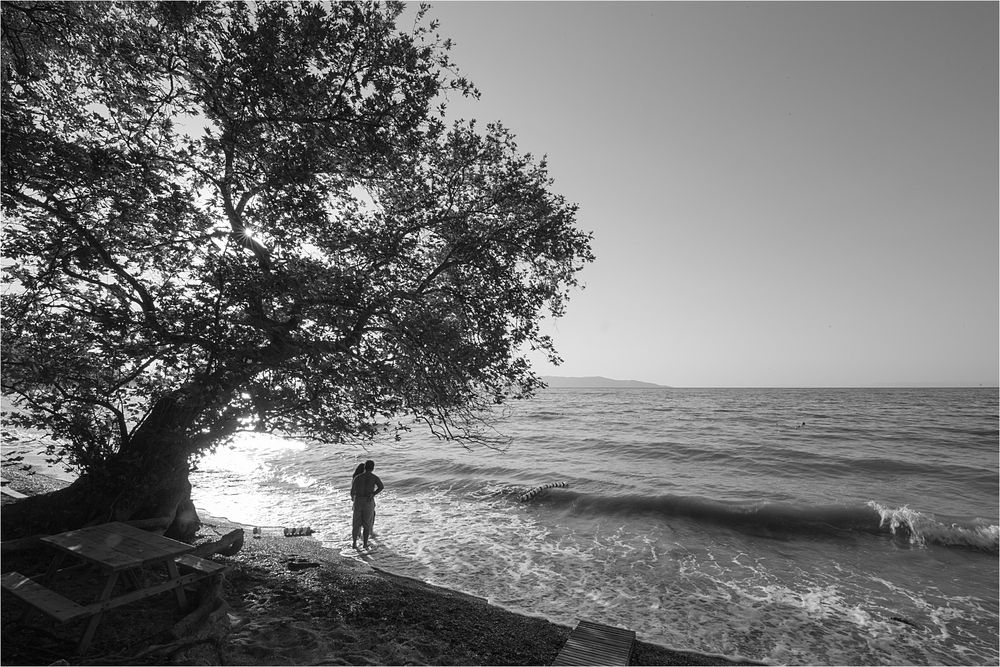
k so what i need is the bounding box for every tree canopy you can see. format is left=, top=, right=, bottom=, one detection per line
left=1, top=0, right=593, bottom=478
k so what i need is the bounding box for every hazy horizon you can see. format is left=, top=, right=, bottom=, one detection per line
left=425, top=1, right=999, bottom=388
left=540, top=373, right=999, bottom=389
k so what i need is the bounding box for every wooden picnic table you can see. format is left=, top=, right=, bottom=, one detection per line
left=42, top=520, right=193, bottom=575
left=2, top=521, right=226, bottom=653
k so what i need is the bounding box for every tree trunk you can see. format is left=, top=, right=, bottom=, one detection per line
left=0, top=459, right=197, bottom=541
left=1, top=392, right=207, bottom=542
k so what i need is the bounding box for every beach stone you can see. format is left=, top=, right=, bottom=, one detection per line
left=287, top=560, right=320, bottom=571
left=171, top=640, right=223, bottom=665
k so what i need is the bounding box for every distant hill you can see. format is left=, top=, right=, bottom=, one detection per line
left=541, top=376, right=665, bottom=388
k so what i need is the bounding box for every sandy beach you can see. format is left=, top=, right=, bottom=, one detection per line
left=1, top=457, right=749, bottom=666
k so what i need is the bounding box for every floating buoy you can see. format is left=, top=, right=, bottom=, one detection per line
left=519, top=481, right=568, bottom=502
left=283, top=526, right=314, bottom=537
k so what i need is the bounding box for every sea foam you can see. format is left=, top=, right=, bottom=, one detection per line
left=867, top=501, right=999, bottom=552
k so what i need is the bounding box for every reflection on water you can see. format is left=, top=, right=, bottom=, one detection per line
left=193, top=432, right=308, bottom=525
left=188, top=389, right=1000, bottom=666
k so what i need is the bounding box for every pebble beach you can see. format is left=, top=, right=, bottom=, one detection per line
left=0, top=454, right=747, bottom=666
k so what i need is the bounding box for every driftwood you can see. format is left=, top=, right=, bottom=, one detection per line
left=191, top=528, right=244, bottom=557
left=133, top=635, right=212, bottom=660
left=0, top=516, right=172, bottom=554
left=171, top=577, right=229, bottom=639
left=139, top=598, right=229, bottom=661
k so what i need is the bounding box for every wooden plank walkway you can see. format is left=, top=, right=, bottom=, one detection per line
left=552, top=619, right=636, bottom=666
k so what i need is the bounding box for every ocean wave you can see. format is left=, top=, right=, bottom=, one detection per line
left=520, top=489, right=999, bottom=553
left=867, top=501, right=1000, bottom=552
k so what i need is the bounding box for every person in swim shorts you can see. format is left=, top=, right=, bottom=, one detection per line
left=350, top=459, right=384, bottom=549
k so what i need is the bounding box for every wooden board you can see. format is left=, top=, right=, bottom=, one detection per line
left=41, top=521, right=191, bottom=571
left=552, top=619, right=635, bottom=666
left=0, top=485, right=28, bottom=500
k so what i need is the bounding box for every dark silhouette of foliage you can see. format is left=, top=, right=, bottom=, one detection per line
left=0, top=1, right=592, bottom=537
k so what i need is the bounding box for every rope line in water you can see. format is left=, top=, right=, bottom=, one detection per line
left=519, top=481, right=568, bottom=502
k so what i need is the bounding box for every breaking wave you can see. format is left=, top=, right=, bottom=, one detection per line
left=520, top=487, right=999, bottom=553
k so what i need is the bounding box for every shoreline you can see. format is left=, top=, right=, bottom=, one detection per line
left=1, top=461, right=756, bottom=665
left=200, top=509, right=756, bottom=666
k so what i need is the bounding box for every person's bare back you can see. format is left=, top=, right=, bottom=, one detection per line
left=351, top=471, right=383, bottom=500
left=350, top=460, right=384, bottom=548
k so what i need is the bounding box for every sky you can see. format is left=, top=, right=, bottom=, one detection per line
left=420, top=1, right=998, bottom=388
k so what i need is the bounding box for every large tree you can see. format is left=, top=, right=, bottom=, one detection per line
left=0, top=1, right=592, bottom=540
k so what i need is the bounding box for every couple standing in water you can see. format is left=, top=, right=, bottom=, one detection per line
left=351, top=459, right=384, bottom=549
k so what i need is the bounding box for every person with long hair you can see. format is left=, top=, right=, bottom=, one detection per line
left=350, top=459, right=384, bottom=549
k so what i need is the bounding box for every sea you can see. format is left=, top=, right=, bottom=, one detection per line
left=191, top=387, right=999, bottom=666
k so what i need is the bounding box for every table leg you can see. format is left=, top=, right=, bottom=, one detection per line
left=42, top=552, right=67, bottom=583
left=165, top=559, right=188, bottom=609
left=77, top=571, right=119, bottom=654
left=123, top=569, right=142, bottom=591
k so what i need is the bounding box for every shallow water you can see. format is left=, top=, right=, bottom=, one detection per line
left=192, top=387, right=999, bottom=665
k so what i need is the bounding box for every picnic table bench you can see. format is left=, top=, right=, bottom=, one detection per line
left=1, top=521, right=227, bottom=653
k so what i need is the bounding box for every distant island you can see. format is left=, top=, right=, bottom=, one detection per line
left=541, top=376, right=666, bottom=388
